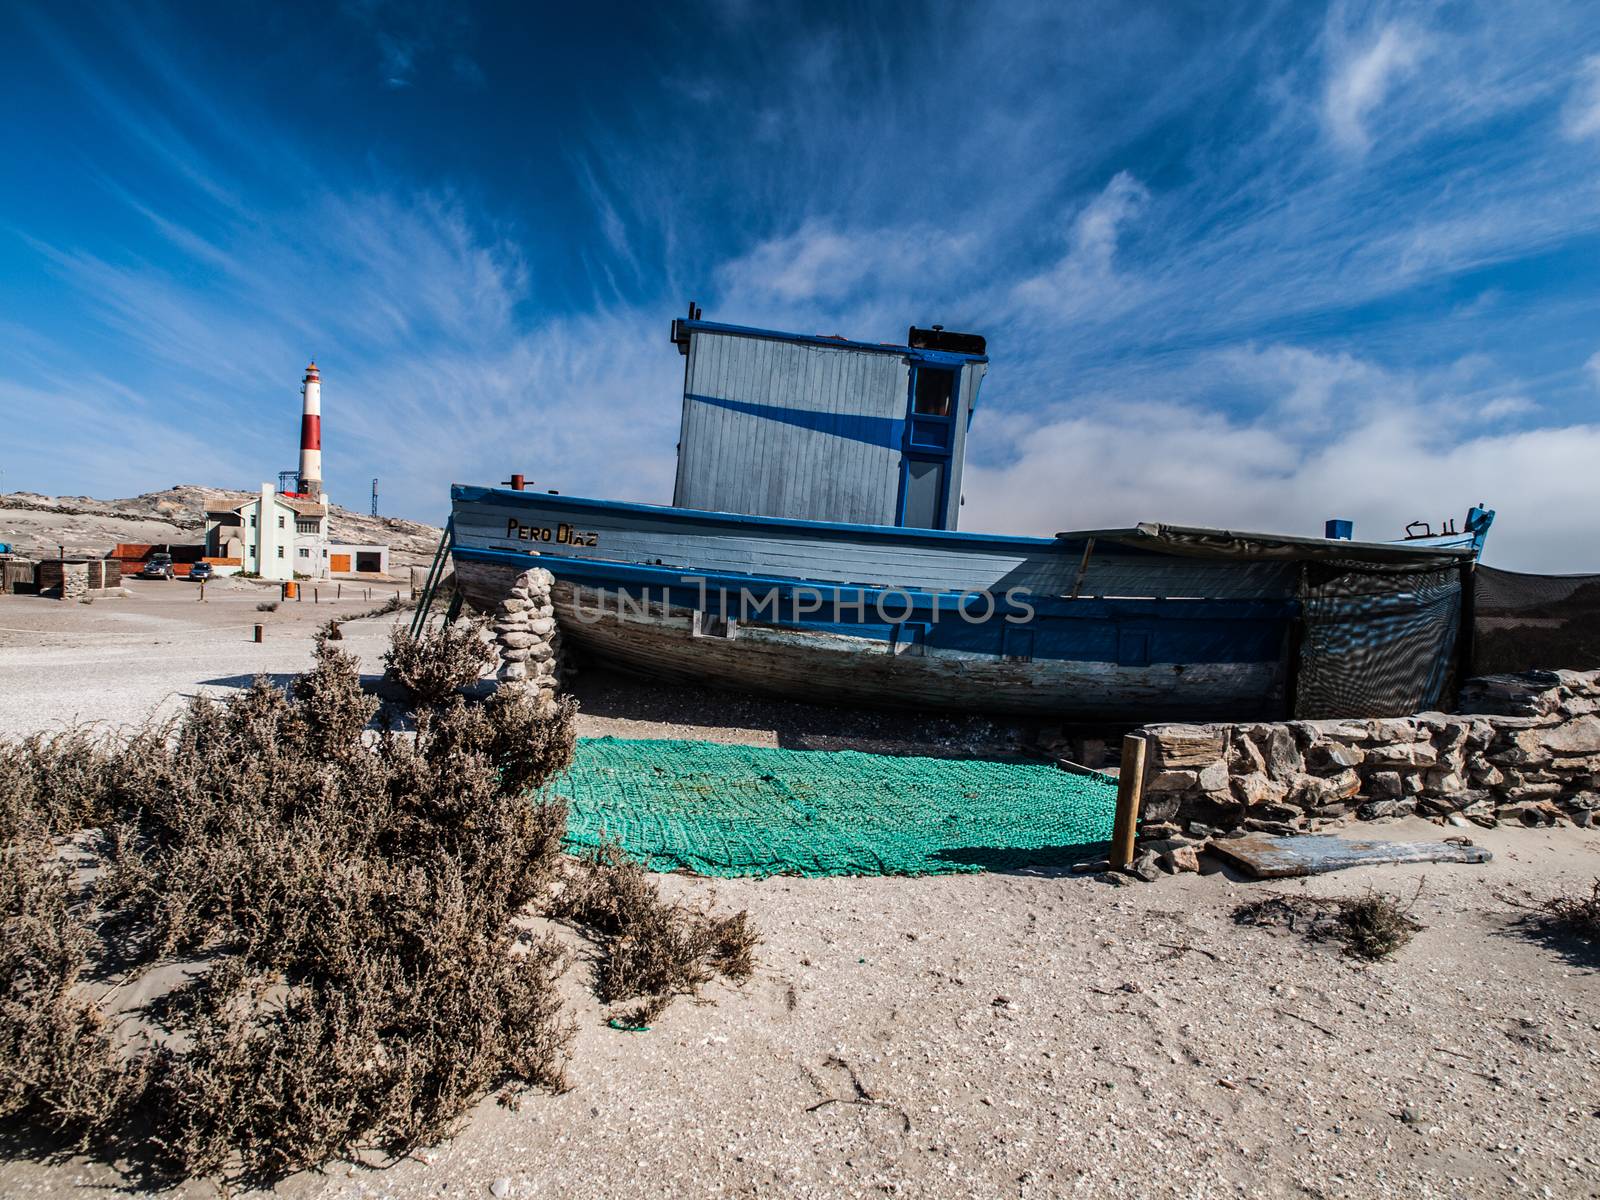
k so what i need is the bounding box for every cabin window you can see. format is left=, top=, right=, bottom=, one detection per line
left=912, top=368, right=954, bottom=416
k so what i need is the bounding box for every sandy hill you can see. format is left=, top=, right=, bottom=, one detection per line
left=0, top=485, right=443, bottom=575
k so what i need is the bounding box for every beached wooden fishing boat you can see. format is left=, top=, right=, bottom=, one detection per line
left=447, top=313, right=1493, bottom=719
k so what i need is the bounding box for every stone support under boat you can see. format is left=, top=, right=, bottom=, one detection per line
left=489, top=566, right=564, bottom=699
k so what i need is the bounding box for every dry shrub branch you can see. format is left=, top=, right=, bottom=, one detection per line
left=553, top=842, right=757, bottom=1026
left=1233, top=885, right=1423, bottom=961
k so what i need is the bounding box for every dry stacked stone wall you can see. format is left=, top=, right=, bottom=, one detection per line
left=1135, top=669, right=1600, bottom=849
left=491, top=567, right=564, bottom=700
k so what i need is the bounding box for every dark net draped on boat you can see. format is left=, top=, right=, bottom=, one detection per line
left=1472, top=566, right=1600, bottom=675
left=1293, top=564, right=1463, bottom=718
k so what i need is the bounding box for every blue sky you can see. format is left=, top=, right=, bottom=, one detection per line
left=2, top=0, right=1598, bottom=570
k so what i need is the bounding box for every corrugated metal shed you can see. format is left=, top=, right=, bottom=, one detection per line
left=670, top=317, right=987, bottom=530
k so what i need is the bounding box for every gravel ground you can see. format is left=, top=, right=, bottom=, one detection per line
left=0, top=580, right=406, bottom=733
left=2, top=587, right=1598, bottom=1199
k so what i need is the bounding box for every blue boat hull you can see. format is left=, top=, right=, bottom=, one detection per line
left=449, top=486, right=1298, bottom=719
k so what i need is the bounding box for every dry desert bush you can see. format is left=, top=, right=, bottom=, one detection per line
left=0, top=627, right=756, bottom=1186
left=1233, top=886, right=1422, bottom=961
left=383, top=614, right=498, bottom=705
left=554, top=842, right=757, bottom=1026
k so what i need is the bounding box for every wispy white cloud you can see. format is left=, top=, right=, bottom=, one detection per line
left=1012, top=172, right=1150, bottom=319
left=1561, top=55, right=1600, bottom=139
left=963, top=344, right=1595, bottom=571
left=716, top=222, right=977, bottom=308
left=1322, top=21, right=1426, bottom=152
left=1585, top=350, right=1600, bottom=390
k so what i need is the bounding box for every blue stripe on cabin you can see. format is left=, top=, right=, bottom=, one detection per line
left=686, top=393, right=905, bottom=450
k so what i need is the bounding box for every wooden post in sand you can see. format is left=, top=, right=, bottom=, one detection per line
left=253, top=624, right=264, bottom=643
left=1109, top=734, right=1147, bottom=870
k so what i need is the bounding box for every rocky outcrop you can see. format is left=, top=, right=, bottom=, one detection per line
left=1135, top=669, right=1600, bottom=845
left=491, top=567, right=564, bottom=700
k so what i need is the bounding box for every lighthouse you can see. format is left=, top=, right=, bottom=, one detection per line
left=298, top=361, right=322, bottom=498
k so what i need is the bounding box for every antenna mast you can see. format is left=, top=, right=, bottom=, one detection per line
left=370, top=477, right=379, bottom=517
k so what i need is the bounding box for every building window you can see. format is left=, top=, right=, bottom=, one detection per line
left=250, top=515, right=256, bottom=528
left=323, top=549, right=328, bottom=557
left=277, top=515, right=285, bottom=529
left=299, top=548, right=309, bottom=558
left=277, top=547, right=284, bottom=559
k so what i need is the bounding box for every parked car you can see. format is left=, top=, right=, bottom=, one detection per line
left=137, top=556, right=175, bottom=580
left=188, top=561, right=214, bottom=582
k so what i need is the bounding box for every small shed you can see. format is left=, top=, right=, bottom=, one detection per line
left=36, top=558, right=121, bottom=599
left=1, top=556, right=37, bottom=594
left=669, top=315, right=988, bottom=531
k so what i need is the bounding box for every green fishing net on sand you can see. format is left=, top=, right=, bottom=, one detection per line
left=556, top=737, right=1116, bottom=878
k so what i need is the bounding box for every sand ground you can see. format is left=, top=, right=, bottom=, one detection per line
left=1, top=585, right=1598, bottom=1199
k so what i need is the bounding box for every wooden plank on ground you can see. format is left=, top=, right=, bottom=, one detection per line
left=1209, top=833, right=1491, bottom=879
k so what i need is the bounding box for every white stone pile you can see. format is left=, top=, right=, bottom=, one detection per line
left=1135, top=668, right=1600, bottom=846
left=491, top=567, right=563, bottom=700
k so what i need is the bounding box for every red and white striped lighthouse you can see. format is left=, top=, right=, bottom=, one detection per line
left=298, top=361, right=322, bottom=498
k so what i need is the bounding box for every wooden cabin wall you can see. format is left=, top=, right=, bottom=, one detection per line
left=673, top=331, right=909, bottom=525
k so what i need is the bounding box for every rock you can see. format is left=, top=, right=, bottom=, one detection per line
left=497, top=631, right=537, bottom=650
left=1309, top=803, right=1351, bottom=819
left=1230, top=736, right=1268, bottom=777
left=1423, top=768, right=1466, bottom=795
left=1315, top=743, right=1367, bottom=769
left=1139, top=793, right=1181, bottom=824
left=1535, top=715, right=1600, bottom=756
left=1504, top=782, right=1562, bottom=801
left=1147, top=724, right=1227, bottom=768
left=1573, top=809, right=1596, bottom=829
left=1264, top=726, right=1304, bottom=779
left=1366, top=742, right=1438, bottom=768
left=1186, top=821, right=1219, bottom=838
left=528, top=615, right=556, bottom=637
left=1257, top=802, right=1302, bottom=822
left=1297, top=768, right=1361, bottom=805
left=498, top=647, right=531, bottom=663
left=1070, top=859, right=1111, bottom=874
left=1159, top=846, right=1200, bottom=873
left=497, top=661, right=528, bottom=681
left=1468, top=762, right=1505, bottom=788
left=490, top=1178, right=512, bottom=1199
left=1358, top=799, right=1399, bottom=820
left=1458, top=671, right=1565, bottom=717
left=1365, top=770, right=1404, bottom=798
left=1129, top=850, right=1163, bottom=883
left=1146, top=768, right=1199, bottom=793
left=1137, top=821, right=1182, bottom=840
left=1241, top=818, right=1299, bottom=835
left=1136, top=836, right=1200, bottom=855
left=1232, top=772, right=1288, bottom=807
left=496, top=597, right=534, bottom=614
left=1496, top=802, right=1561, bottom=828
left=1196, top=759, right=1231, bottom=795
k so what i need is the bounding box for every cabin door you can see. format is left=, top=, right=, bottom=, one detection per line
left=898, top=364, right=957, bottom=529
